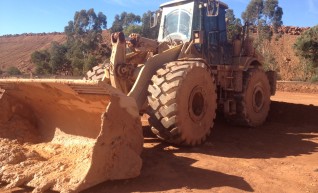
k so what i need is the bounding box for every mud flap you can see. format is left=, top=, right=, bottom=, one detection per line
left=0, top=79, right=143, bottom=192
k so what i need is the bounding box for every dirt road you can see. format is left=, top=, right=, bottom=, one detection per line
left=273, top=91, right=318, bottom=106
left=2, top=91, right=318, bottom=193
left=82, top=91, right=318, bottom=193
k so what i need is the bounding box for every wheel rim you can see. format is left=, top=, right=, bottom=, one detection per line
left=189, top=86, right=206, bottom=122
left=252, top=85, right=265, bottom=113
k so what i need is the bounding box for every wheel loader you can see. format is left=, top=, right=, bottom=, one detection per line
left=0, top=0, right=276, bottom=192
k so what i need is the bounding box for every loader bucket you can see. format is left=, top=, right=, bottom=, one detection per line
left=0, top=79, right=143, bottom=193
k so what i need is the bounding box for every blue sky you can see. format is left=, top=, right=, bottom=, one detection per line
left=0, top=0, right=317, bottom=36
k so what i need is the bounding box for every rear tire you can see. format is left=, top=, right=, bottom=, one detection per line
left=227, top=69, right=271, bottom=127
left=147, top=62, right=217, bottom=146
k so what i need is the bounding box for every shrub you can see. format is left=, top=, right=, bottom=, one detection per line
left=7, top=67, right=22, bottom=76
left=311, top=75, right=318, bottom=82
left=294, top=25, right=318, bottom=81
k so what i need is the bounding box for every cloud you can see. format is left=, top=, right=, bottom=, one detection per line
left=308, top=0, right=318, bottom=14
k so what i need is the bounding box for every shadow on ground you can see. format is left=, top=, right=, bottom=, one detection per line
left=84, top=101, right=318, bottom=193
left=204, top=101, right=318, bottom=159
left=83, top=141, right=253, bottom=193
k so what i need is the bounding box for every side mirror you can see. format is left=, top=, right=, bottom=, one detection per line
left=150, top=11, right=160, bottom=28
left=207, top=0, right=219, bottom=17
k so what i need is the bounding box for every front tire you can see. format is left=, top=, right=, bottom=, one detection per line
left=147, top=62, right=217, bottom=146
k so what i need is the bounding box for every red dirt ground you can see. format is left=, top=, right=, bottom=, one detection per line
left=79, top=90, right=318, bottom=193
left=1, top=85, right=317, bottom=193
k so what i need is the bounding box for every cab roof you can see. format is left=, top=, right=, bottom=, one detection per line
left=160, top=0, right=229, bottom=9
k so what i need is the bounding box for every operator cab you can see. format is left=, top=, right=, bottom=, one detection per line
left=158, top=1, right=195, bottom=43
left=158, top=0, right=228, bottom=43
left=156, top=0, right=230, bottom=64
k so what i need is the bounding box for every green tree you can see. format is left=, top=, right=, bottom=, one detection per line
left=30, top=9, right=108, bottom=76
left=65, top=9, right=107, bottom=46
left=242, top=0, right=283, bottom=37
left=66, top=40, right=86, bottom=75
left=7, top=67, right=22, bottom=76
left=111, top=15, right=123, bottom=32
left=141, top=11, right=160, bottom=39
left=84, top=54, right=98, bottom=72
left=64, top=8, right=107, bottom=75
left=124, top=25, right=142, bottom=36
left=49, top=42, right=69, bottom=74
left=242, top=0, right=283, bottom=70
left=225, top=9, right=242, bottom=42
left=110, top=12, right=141, bottom=33
left=242, top=0, right=264, bottom=26
left=226, top=9, right=236, bottom=24
left=263, top=0, right=283, bottom=32
left=31, top=50, right=51, bottom=74
left=294, top=25, right=318, bottom=81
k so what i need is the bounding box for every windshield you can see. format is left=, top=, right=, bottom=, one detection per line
left=158, top=2, right=194, bottom=43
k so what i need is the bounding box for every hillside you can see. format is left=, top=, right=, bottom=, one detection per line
left=0, top=33, right=66, bottom=73
left=270, top=34, right=304, bottom=81
left=0, top=28, right=310, bottom=80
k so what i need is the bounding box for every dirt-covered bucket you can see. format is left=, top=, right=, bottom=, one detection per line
left=0, top=79, right=143, bottom=192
